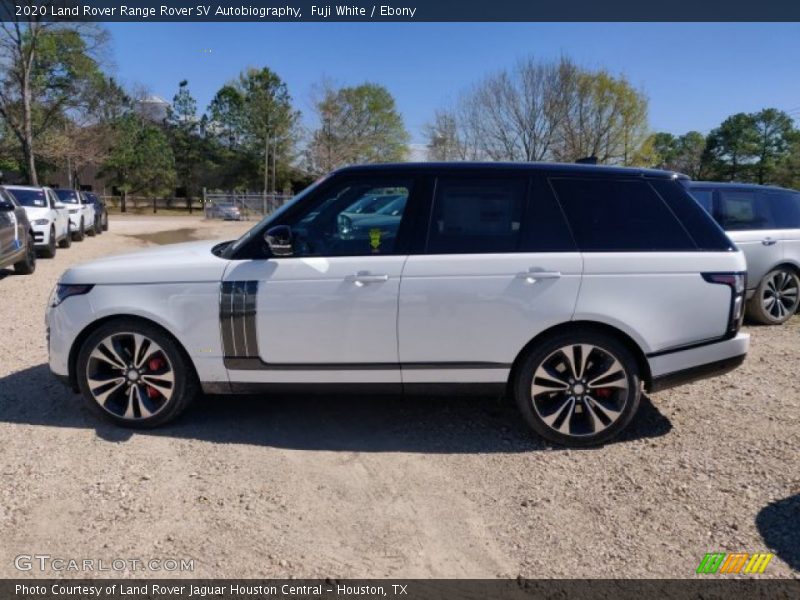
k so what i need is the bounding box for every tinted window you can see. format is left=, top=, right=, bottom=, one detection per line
left=283, top=179, right=412, bottom=257
left=550, top=177, right=696, bottom=251
left=8, top=188, right=48, bottom=208
left=764, top=191, right=800, bottom=229
left=653, top=181, right=734, bottom=251
left=426, top=178, right=526, bottom=254
left=717, top=190, right=769, bottom=230
left=688, top=189, right=713, bottom=213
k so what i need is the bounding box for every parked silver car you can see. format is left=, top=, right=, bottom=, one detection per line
left=689, top=182, right=800, bottom=324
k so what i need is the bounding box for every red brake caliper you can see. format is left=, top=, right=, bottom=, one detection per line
left=146, top=357, right=164, bottom=398
left=594, top=388, right=613, bottom=399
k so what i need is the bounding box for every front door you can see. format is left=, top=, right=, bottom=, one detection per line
left=223, top=175, right=419, bottom=382
left=398, top=174, right=582, bottom=384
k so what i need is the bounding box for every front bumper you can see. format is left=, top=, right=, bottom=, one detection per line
left=31, top=223, right=50, bottom=246
left=647, top=333, right=749, bottom=392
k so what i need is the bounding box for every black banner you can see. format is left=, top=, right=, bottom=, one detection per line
left=3, top=580, right=800, bottom=600
left=3, top=0, right=800, bottom=22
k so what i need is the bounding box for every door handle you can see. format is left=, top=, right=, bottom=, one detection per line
left=762, top=238, right=777, bottom=246
left=345, top=272, right=389, bottom=286
left=516, top=269, right=562, bottom=284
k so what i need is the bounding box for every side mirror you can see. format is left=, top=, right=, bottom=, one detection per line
left=0, top=202, right=13, bottom=212
left=264, top=225, right=293, bottom=257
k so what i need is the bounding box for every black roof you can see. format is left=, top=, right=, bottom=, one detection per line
left=335, top=161, right=684, bottom=180
left=689, top=180, right=798, bottom=192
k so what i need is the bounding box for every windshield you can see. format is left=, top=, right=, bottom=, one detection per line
left=8, top=188, right=48, bottom=208
left=375, top=196, right=407, bottom=215
left=54, top=189, right=80, bottom=204
left=223, top=176, right=328, bottom=259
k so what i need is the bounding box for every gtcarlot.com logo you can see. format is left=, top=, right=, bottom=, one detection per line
left=696, top=552, right=773, bottom=574
left=14, top=554, right=194, bottom=572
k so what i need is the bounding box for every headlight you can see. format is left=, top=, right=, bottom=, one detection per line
left=32, top=218, right=49, bottom=225
left=52, top=284, right=94, bottom=307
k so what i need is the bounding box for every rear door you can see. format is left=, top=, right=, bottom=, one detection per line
left=716, top=188, right=780, bottom=292
left=398, top=171, right=582, bottom=384
left=0, top=189, right=15, bottom=257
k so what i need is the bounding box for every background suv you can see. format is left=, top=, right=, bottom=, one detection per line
left=53, top=188, right=95, bottom=241
left=5, top=185, right=71, bottom=257
left=0, top=186, right=36, bottom=274
left=48, top=163, right=748, bottom=447
left=689, top=182, right=800, bottom=324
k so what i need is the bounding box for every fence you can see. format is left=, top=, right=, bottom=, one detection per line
left=203, top=192, right=294, bottom=221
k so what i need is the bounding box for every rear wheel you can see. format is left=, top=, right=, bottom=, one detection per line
left=746, top=268, right=800, bottom=325
left=72, top=218, right=85, bottom=241
left=102, top=212, right=109, bottom=231
left=95, top=215, right=103, bottom=235
left=76, top=320, right=199, bottom=428
left=86, top=220, right=96, bottom=237
left=40, top=226, right=57, bottom=258
left=13, top=233, right=36, bottom=275
left=514, top=331, right=641, bottom=447
left=59, top=223, right=72, bottom=248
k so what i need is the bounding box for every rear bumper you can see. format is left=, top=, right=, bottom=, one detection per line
left=647, top=333, right=749, bottom=393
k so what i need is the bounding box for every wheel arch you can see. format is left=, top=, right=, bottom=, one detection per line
left=506, top=320, right=652, bottom=396
left=67, top=314, right=199, bottom=392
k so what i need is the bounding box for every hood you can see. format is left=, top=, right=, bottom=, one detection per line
left=22, top=206, right=49, bottom=220
left=60, top=239, right=231, bottom=285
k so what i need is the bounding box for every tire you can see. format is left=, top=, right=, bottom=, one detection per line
left=76, top=319, right=199, bottom=428
left=514, top=331, right=641, bottom=447
left=72, top=218, right=85, bottom=242
left=59, top=224, right=72, bottom=248
left=746, top=268, right=800, bottom=325
left=95, top=216, right=103, bottom=235
left=40, top=226, right=57, bottom=258
left=13, top=233, right=36, bottom=275
left=102, top=212, right=109, bottom=231
left=87, top=221, right=96, bottom=237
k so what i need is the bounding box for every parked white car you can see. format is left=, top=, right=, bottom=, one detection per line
left=5, top=185, right=71, bottom=257
left=47, top=163, right=749, bottom=446
left=689, top=182, right=800, bottom=324
left=52, top=189, right=95, bottom=241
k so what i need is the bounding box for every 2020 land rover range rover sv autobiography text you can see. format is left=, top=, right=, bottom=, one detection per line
left=47, top=163, right=749, bottom=446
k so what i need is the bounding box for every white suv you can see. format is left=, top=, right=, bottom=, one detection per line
left=689, top=182, right=800, bottom=324
left=47, top=163, right=749, bottom=446
left=5, top=185, right=72, bottom=257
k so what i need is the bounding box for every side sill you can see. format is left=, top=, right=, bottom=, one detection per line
left=200, top=382, right=506, bottom=396
left=648, top=354, right=746, bottom=393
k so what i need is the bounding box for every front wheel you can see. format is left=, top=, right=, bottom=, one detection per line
left=76, top=320, right=199, bottom=428
left=514, top=331, right=641, bottom=447
left=13, top=233, right=36, bottom=275
left=746, top=268, right=800, bottom=325
left=72, top=218, right=85, bottom=241
left=40, top=226, right=57, bottom=258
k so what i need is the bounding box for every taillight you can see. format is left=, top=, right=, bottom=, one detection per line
left=702, top=272, right=746, bottom=335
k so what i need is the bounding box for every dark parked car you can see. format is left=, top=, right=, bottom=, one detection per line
left=0, top=186, right=36, bottom=274
left=83, top=192, right=108, bottom=233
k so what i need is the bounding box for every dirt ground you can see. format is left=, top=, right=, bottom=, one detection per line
left=0, top=215, right=797, bottom=579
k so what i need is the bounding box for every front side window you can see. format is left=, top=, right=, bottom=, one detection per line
left=717, top=190, right=768, bottom=230
left=550, top=177, right=697, bottom=251
left=281, top=179, right=412, bottom=257
left=8, top=188, right=47, bottom=208
left=426, top=178, right=526, bottom=254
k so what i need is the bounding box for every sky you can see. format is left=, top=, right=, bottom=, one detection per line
left=105, top=22, right=800, bottom=145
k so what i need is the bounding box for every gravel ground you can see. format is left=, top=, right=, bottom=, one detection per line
left=0, top=215, right=797, bottom=579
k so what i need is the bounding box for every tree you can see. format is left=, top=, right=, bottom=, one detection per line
left=648, top=130, right=708, bottom=178
left=100, top=113, right=175, bottom=212
left=308, top=82, right=409, bottom=173
left=425, top=109, right=469, bottom=161
left=208, top=67, right=299, bottom=191
left=751, top=108, right=795, bottom=185
left=0, top=18, right=106, bottom=184
left=166, top=80, right=206, bottom=208
left=705, top=113, right=759, bottom=181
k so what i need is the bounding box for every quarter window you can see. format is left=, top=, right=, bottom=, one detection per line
left=550, top=177, right=696, bottom=251
left=689, top=189, right=713, bottom=214
left=764, top=191, right=800, bottom=229
left=426, top=178, right=526, bottom=254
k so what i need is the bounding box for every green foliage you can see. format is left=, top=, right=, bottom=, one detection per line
left=309, top=82, right=409, bottom=172
left=100, top=113, right=175, bottom=202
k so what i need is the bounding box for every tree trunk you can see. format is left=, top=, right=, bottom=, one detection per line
left=22, top=55, right=38, bottom=185
left=121, top=190, right=127, bottom=213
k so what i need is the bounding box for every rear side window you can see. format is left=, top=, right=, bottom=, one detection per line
left=717, top=190, right=769, bottom=230
left=652, top=181, right=734, bottom=251
left=426, top=178, right=526, bottom=254
left=764, top=191, right=800, bottom=229
left=550, top=177, right=696, bottom=251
